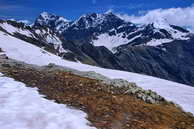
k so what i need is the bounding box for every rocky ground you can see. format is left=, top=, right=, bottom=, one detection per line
left=0, top=57, right=194, bottom=129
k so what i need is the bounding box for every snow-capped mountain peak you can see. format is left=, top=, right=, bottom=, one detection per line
left=150, top=18, right=190, bottom=42
left=40, top=12, right=51, bottom=20
left=34, top=12, right=70, bottom=33
left=152, top=17, right=171, bottom=29
left=39, top=12, right=69, bottom=22
left=72, top=12, right=124, bottom=29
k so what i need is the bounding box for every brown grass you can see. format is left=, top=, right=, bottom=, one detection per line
left=1, top=65, right=194, bottom=129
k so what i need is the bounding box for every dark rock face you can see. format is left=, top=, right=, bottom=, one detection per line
left=60, top=40, right=98, bottom=65
left=115, top=39, right=194, bottom=85
left=80, top=43, right=124, bottom=69
left=170, top=25, right=190, bottom=33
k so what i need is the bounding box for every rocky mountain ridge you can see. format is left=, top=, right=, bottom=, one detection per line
left=1, top=12, right=194, bottom=86
left=34, top=12, right=191, bottom=49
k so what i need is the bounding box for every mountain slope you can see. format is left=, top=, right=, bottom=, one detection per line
left=32, top=12, right=194, bottom=86
left=1, top=12, right=194, bottom=86
left=1, top=62, right=194, bottom=129
left=0, top=19, right=99, bottom=65
left=0, top=30, right=194, bottom=115
left=115, top=39, right=194, bottom=86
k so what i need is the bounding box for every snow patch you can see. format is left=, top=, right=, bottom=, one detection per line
left=58, top=17, right=70, bottom=23
left=92, top=33, right=142, bottom=52
left=92, top=33, right=129, bottom=52
left=0, top=22, right=33, bottom=37
left=153, top=18, right=190, bottom=40
left=0, top=74, right=95, bottom=129
left=146, top=39, right=173, bottom=46
left=45, top=33, right=67, bottom=53
left=35, top=29, right=41, bottom=34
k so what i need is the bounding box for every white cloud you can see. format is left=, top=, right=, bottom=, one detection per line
left=116, top=5, right=194, bottom=31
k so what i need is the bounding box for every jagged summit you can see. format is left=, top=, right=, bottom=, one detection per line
left=72, top=12, right=125, bottom=29
left=34, top=12, right=70, bottom=33
left=34, top=11, right=126, bottom=31
left=39, top=12, right=70, bottom=22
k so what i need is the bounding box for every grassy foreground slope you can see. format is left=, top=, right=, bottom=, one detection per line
left=1, top=58, right=194, bottom=129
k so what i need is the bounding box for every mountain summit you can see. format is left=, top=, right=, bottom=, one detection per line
left=34, top=12, right=71, bottom=33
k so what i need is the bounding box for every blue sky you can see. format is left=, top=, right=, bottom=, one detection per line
left=0, top=0, right=193, bottom=22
